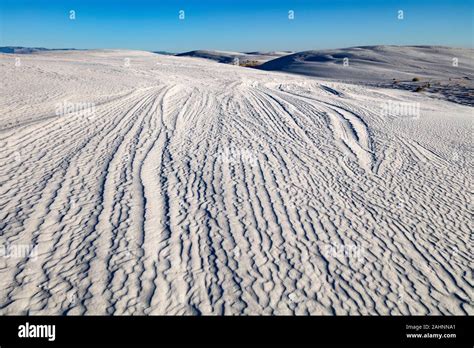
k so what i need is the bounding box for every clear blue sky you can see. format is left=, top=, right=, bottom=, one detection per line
left=0, top=0, right=472, bottom=52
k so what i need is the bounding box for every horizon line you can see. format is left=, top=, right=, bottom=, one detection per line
left=2, top=43, right=474, bottom=55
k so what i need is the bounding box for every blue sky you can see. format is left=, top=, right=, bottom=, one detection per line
left=1, top=0, right=472, bottom=52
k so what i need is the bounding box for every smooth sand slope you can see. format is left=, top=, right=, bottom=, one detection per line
left=0, top=50, right=472, bottom=315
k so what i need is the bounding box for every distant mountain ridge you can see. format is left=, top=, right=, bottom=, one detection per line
left=0, top=46, right=79, bottom=54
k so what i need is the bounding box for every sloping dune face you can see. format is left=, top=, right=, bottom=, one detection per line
left=0, top=50, right=471, bottom=315
left=259, top=46, right=474, bottom=83
left=177, top=50, right=291, bottom=65
left=176, top=50, right=244, bottom=63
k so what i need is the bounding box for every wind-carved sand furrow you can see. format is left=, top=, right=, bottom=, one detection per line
left=270, top=84, right=376, bottom=170
left=103, top=89, right=170, bottom=315
left=178, top=123, right=227, bottom=314
left=66, top=89, right=160, bottom=312
left=222, top=89, right=325, bottom=314
left=78, top=88, right=163, bottom=314
left=214, top=93, right=286, bottom=313
left=0, top=87, right=151, bottom=162
left=0, top=88, right=153, bottom=224
left=37, top=90, right=161, bottom=315
left=0, top=89, right=163, bottom=314
left=0, top=88, right=141, bottom=137
left=135, top=86, right=220, bottom=314
left=322, top=106, right=374, bottom=173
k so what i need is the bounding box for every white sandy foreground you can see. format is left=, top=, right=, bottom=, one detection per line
left=0, top=50, right=472, bottom=315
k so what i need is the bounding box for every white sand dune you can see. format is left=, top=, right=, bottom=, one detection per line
left=259, top=46, right=474, bottom=82
left=0, top=50, right=472, bottom=315
left=177, top=49, right=290, bottom=65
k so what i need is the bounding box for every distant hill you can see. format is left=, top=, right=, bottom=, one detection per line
left=258, top=45, right=474, bottom=83
left=152, top=51, right=175, bottom=56
left=0, top=46, right=78, bottom=54
left=176, top=50, right=292, bottom=66
left=244, top=51, right=294, bottom=56
left=176, top=50, right=243, bottom=64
